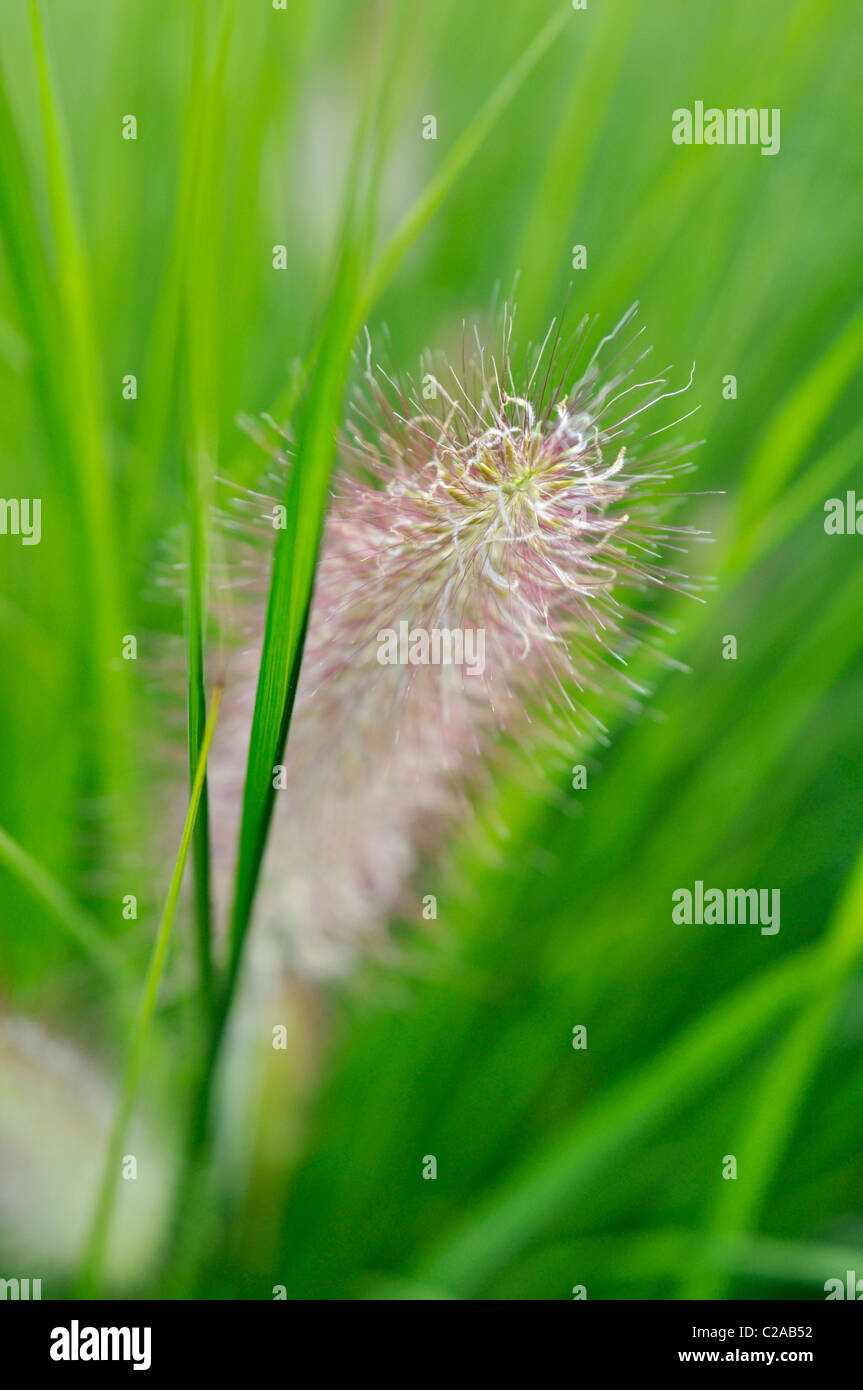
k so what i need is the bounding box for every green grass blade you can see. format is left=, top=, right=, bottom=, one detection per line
left=0, top=63, right=64, bottom=445
left=227, top=240, right=365, bottom=982
left=224, top=2, right=571, bottom=479
left=161, top=88, right=377, bottom=1294
left=125, top=8, right=206, bottom=563
left=183, top=0, right=236, bottom=1014
left=514, top=0, right=642, bottom=315
left=75, top=684, right=223, bottom=1298
left=738, top=301, right=863, bottom=527
left=0, top=826, right=126, bottom=985
left=27, top=0, right=128, bottom=854
left=681, top=838, right=863, bottom=1299
left=224, top=0, right=401, bottom=980
left=415, top=947, right=824, bottom=1295
left=357, top=1, right=572, bottom=320
left=480, top=1229, right=863, bottom=1294
left=729, top=418, right=863, bottom=576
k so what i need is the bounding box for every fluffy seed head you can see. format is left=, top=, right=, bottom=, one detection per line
left=209, top=304, right=706, bottom=975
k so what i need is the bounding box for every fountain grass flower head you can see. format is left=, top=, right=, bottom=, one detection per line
left=210, top=303, right=708, bottom=976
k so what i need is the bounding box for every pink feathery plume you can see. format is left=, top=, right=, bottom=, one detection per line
left=208, top=304, right=707, bottom=975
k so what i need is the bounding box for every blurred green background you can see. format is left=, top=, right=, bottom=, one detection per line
left=1, top=0, right=862, bottom=1300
